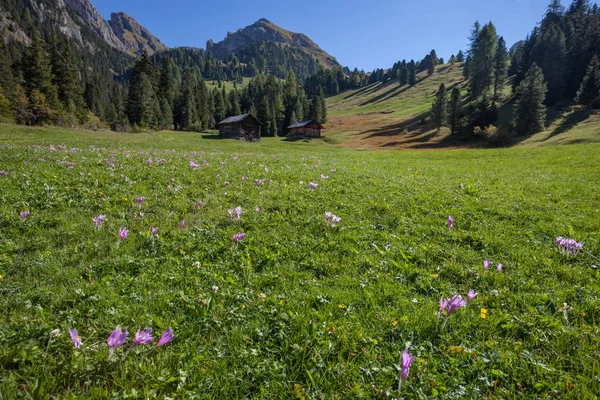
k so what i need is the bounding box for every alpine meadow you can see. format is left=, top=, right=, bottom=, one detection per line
left=1, top=0, right=600, bottom=398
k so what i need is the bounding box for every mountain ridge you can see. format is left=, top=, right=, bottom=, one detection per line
left=206, top=18, right=338, bottom=69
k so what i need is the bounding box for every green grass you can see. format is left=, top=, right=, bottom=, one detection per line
left=1, top=124, right=599, bottom=398
left=328, top=64, right=465, bottom=119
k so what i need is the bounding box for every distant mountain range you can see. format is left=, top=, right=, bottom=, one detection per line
left=0, top=0, right=338, bottom=69
left=206, top=18, right=338, bottom=69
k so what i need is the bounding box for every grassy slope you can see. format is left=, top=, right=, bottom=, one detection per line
left=0, top=124, right=599, bottom=398
left=325, top=64, right=600, bottom=149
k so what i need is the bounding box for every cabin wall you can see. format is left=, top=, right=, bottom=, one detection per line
left=220, top=123, right=242, bottom=139
left=240, top=120, right=261, bottom=141
left=290, top=127, right=321, bottom=138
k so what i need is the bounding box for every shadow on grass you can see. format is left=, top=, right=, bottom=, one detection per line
left=548, top=109, right=592, bottom=138
left=357, top=111, right=430, bottom=140
left=201, top=134, right=225, bottom=140
left=342, top=83, right=383, bottom=100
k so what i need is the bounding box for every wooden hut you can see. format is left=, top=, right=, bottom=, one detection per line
left=218, top=114, right=262, bottom=141
left=287, top=120, right=324, bottom=138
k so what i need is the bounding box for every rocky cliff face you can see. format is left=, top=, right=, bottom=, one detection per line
left=206, top=18, right=338, bottom=68
left=109, top=12, right=166, bottom=55
left=62, top=0, right=128, bottom=52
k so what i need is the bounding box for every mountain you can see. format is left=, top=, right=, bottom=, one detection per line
left=206, top=18, right=338, bottom=69
left=109, top=12, right=166, bottom=55
left=0, top=0, right=166, bottom=56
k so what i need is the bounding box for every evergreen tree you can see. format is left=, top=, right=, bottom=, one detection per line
left=534, top=22, right=567, bottom=104
left=456, top=50, right=466, bottom=63
left=575, top=55, right=600, bottom=106
left=468, top=22, right=498, bottom=98
left=308, top=86, right=327, bottom=124
left=448, top=87, right=462, bottom=135
left=158, top=56, right=174, bottom=107
left=431, top=83, right=448, bottom=128
left=409, top=67, right=417, bottom=86
left=427, top=57, right=435, bottom=75
left=0, top=86, right=12, bottom=121
left=0, top=41, right=15, bottom=99
left=399, top=67, right=409, bottom=86
left=513, top=63, right=547, bottom=135
left=463, top=56, right=472, bottom=79
left=49, top=32, right=81, bottom=109
left=493, top=36, right=508, bottom=100
left=22, top=33, right=58, bottom=108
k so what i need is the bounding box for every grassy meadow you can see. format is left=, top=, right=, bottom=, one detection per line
left=0, top=124, right=599, bottom=398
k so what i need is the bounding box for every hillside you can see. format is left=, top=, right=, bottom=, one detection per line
left=207, top=18, right=338, bottom=69
left=325, top=63, right=600, bottom=149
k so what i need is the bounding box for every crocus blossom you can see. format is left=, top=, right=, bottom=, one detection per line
left=119, top=228, right=129, bottom=241
left=156, top=328, right=174, bottom=347
left=179, top=220, right=185, bottom=229
left=467, top=289, right=478, bottom=301
left=400, top=349, right=415, bottom=381
left=107, top=328, right=128, bottom=358
left=93, top=214, right=106, bottom=228
left=497, top=263, right=503, bottom=272
left=556, top=236, right=584, bottom=255
left=308, top=182, right=318, bottom=190
left=233, top=232, right=245, bottom=245
left=448, top=216, right=454, bottom=231
left=69, top=328, right=81, bottom=348
left=20, top=210, right=30, bottom=219
left=133, top=328, right=154, bottom=346
left=151, top=227, right=158, bottom=238
left=484, top=259, right=490, bottom=270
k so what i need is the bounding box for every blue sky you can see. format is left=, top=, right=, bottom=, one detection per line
left=93, top=0, right=590, bottom=71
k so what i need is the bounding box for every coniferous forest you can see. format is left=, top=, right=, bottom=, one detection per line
left=0, top=0, right=599, bottom=140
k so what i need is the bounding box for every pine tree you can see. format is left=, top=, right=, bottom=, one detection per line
left=158, top=56, right=174, bottom=107
left=49, top=35, right=82, bottom=110
left=427, top=57, right=435, bottom=75
left=431, top=83, right=448, bottom=128
left=399, top=67, right=409, bottom=86
left=456, top=50, right=466, bottom=63
left=493, top=36, right=508, bottom=100
left=22, top=33, right=58, bottom=107
left=0, top=86, right=12, bottom=121
left=514, top=63, right=547, bottom=135
left=575, top=55, right=600, bottom=106
left=534, top=22, right=567, bottom=104
left=468, top=22, right=498, bottom=98
left=409, top=67, right=417, bottom=86
left=463, top=56, right=472, bottom=80
left=448, top=87, right=462, bottom=135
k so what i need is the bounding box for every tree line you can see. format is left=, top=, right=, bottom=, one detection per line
left=430, top=0, right=600, bottom=139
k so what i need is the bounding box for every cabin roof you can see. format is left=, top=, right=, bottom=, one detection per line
left=218, top=114, right=262, bottom=125
left=287, top=119, right=325, bottom=129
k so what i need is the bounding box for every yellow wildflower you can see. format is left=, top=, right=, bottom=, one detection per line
left=392, top=321, right=398, bottom=327
left=480, top=308, right=488, bottom=319
left=338, top=304, right=346, bottom=309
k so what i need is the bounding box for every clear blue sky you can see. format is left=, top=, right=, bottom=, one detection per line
left=93, top=0, right=590, bottom=71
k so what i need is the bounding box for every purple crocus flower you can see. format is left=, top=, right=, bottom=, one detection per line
left=135, top=197, right=145, bottom=205
left=151, top=227, right=158, bottom=238
left=556, top=236, right=584, bottom=255
left=233, top=232, right=245, bottom=245
left=325, top=212, right=333, bottom=222
left=446, top=294, right=467, bottom=316
left=156, top=328, right=174, bottom=347
left=255, top=207, right=260, bottom=214
left=133, top=328, right=155, bottom=346
left=234, top=206, right=242, bottom=221
left=437, top=296, right=449, bottom=321
left=497, top=263, right=503, bottom=272
left=179, top=220, right=185, bottom=229
left=224, top=181, right=230, bottom=186
left=448, top=216, right=454, bottom=231
left=93, top=214, right=106, bottom=228
left=119, top=228, right=129, bottom=241
left=69, top=328, right=82, bottom=349
left=107, top=328, right=128, bottom=358
left=228, top=209, right=234, bottom=220
left=20, top=210, right=30, bottom=219
left=484, top=260, right=490, bottom=270
left=400, top=349, right=415, bottom=381
left=467, top=289, right=478, bottom=301
left=308, top=182, right=318, bottom=190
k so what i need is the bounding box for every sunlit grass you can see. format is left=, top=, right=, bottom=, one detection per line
left=0, top=125, right=599, bottom=398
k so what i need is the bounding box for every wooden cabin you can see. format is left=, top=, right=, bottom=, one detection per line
left=218, top=114, right=262, bottom=141
left=287, top=120, right=325, bottom=138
